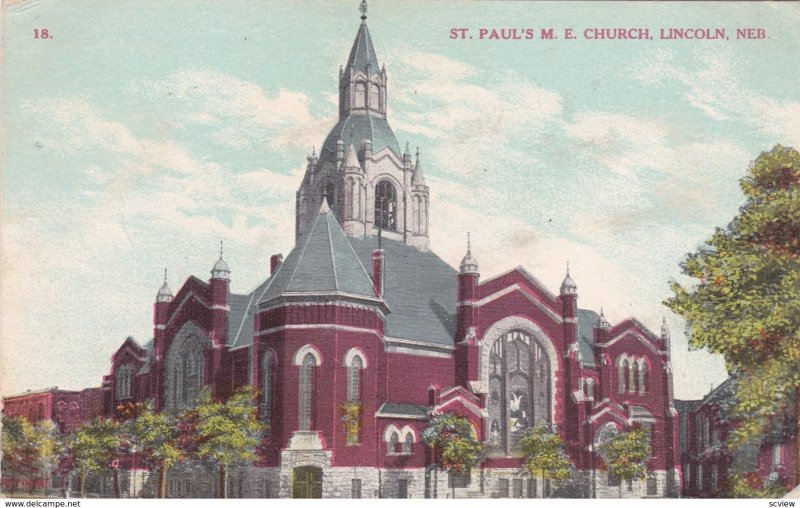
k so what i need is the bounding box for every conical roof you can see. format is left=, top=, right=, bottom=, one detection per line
left=259, top=202, right=383, bottom=304
left=346, top=20, right=380, bottom=74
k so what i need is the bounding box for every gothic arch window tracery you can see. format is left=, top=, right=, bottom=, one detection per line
left=115, top=364, right=133, bottom=399
left=374, top=180, right=397, bottom=231
left=486, top=330, right=550, bottom=456
left=166, top=331, right=206, bottom=411
left=370, top=83, right=381, bottom=111
left=347, top=355, right=363, bottom=402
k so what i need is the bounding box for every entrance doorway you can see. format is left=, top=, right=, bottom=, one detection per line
left=292, top=466, right=322, bottom=498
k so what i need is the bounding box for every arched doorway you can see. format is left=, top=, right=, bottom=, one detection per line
left=292, top=466, right=322, bottom=498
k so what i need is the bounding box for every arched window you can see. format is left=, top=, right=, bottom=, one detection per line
left=261, top=352, right=274, bottom=424
left=619, top=359, right=630, bottom=394
left=639, top=361, right=648, bottom=394
left=299, top=353, right=317, bottom=430
left=374, top=181, right=397, bottom=231
left=166, top=330, right=206, bottom=410
left=347, top=355, right=363, bottom=401
left=421, top=197, right=428, bottom=234
left=631, top=361, right=639, bottom=394
left=402, top=432, right=414, bottom=455
left=370, top=83, right=381, bottom=110
left=486, top=330, right=550, bottom=456
left=354, top=82, right=366, bottom=108
left=115, top=364, right=133, bottom=399
left=389, top=431, right=401, bottom=454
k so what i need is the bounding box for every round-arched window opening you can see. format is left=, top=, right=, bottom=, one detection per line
left=374, top=180, right=397, bottom=231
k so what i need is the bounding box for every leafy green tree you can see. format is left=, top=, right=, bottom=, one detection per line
left=520, top=422, right=572, bottom=496
left=600, top=429, right=650, bottom=496
left=70, top=418, right=123, bottom=497
left=126, top=402, right=184, bottom=498
left=421, top=413, right=482, bottom=497
left=665, top=145, right=800, bottom=485
left=1, top=416, right=38, bottom=495
left=189, top=387, right=265, bottom=498
left=32, top=420, right=60, bottom=494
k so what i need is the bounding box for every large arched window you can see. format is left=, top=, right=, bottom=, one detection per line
left=370, top=83, right=381, bottom=110
left=115, top=364, right=133, bottom=399
left=486, top=330, right=550, bottom=456
left=347, top=355, right=363, bottom=402
left=299, top=353, right=317, bottom=430
left=374, top=180, right=397, bottom=231
left=166, top=330, right=207, bottom=410
left=261, top=351, right=274, bottom=425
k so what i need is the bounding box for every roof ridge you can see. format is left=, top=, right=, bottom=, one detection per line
left=327, top=213, right=339, bottom=291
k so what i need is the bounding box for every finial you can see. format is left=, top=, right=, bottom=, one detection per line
left=405, top=141, right=410, bottom=154
left=219, top=240, right=224, bottom=259
left=467, top=232, right=472, bottom=255
left=600, top=306, right=604, bottom=316
left=164, top=268, right=168, bottom=283
left=566, top=260, right=570, bottom=276
left=312, top=146, right=316, bottom=157
left=359, top=0, right=368, bottom=20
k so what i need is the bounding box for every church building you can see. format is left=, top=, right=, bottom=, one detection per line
left=101, top=3, right=681, bottom=498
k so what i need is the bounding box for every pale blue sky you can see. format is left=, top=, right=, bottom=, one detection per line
left=2, top=0, right=799, bottom=398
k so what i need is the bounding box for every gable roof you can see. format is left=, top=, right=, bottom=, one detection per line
left=259, top=204, right=381, bottom=304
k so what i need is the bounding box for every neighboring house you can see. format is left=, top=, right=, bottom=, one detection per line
left=677, top=378, right=797, bottom=497
left=96, top=6, right=681, bottom=499
left=2, top=386, right=104, bottom=434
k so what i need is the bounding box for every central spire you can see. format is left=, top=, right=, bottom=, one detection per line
left=345, top=7, right=380, bottom=75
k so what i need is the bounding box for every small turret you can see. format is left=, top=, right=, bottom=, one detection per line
left=209, top=241, right=230, bottom=348
left=156, top=268, right=173, bottom=303
left=596, top=308, right=611, bottom=329
left=660, top=317, right=671, bottom=352
left=559, top=262, right=577, bottom=296
left=403, top=142, right=412, bottom=166
left=459, top=233, right=479, bottom=275
left=211, top=242, right=231, bottom=281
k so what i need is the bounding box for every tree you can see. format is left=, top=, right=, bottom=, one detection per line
left=70, top=418, right=123, bottom=497
left=520, top=422, right=572, bottom=497
left=665, top=145, right=800, bottom=486
left=31, top=420, right=60, bottom=495
left=600, top=429, right=650, bottom=496
left=126, top=402, right=184, bottom=498
left=421, top=413, right=482, bottom=498
left=1, top=416, right=38, bottom=495
left=189, top=387, right=265, bottom=498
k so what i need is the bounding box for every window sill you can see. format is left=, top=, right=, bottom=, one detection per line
left=387, top=452, right=412, bottom=457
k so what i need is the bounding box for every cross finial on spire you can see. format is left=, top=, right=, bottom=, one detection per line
left=359, top=0, right=368, bottom=20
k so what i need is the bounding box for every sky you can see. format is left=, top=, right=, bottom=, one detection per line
left=1, top=0, right=799, bottom=399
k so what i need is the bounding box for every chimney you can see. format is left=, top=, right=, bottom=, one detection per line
left=270, top=254, right=284, bottom=275
left=371, top=249, right=384, bottom=297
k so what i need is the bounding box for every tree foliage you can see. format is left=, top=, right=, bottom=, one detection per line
left=187, top=387, right=265, bottom=498
left=126, top=401, right=183, bottom=498
left=600, top=429, right=650, bottom=484
left=421, top=413, right=482, bottom=474
left=665, top=145, right=800, bottom=448
left=520, top=422, right=572, bottom=482
left=69, top=417, right=123, bottom=497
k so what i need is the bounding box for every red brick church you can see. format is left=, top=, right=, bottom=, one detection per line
left=15, top=4, right=685, bottom=499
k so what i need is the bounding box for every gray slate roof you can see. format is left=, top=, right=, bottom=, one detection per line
left=376, top=402, right=429, bottom=419
left=576, top=309, right=599, bottom=367
left=320, top=114, right=401, bottom=166
left=346, top=20, right=380, bottom=74
left=349, top=237, right=458, bottom=347
left=259, top=206, right=379, bottom=303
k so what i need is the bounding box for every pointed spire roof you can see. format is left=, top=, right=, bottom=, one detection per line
left=259, top=204, right=386, bottom=306
left=156, top=268, right=173, bottom=302
left=560, top=262, right=577, bottom=295
left=660, top=317, right=670, bottom=339
left=346, top=3, right=380, bottom=74
left=211, top=240, right=230, bottom=280
left=344, top=144, right=360, bottom=168
left=412, top=147, right=426, bottom=186
left=596, top=307, right=611, bottom=329
left=459, top=233, right=479, bottom=274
